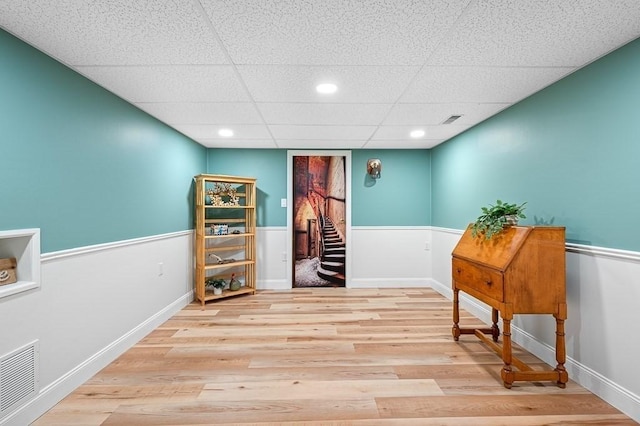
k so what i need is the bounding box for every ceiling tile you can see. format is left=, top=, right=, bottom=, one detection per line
left=276, top=140, right=367, bottom=149
left=400, top=66, right=574, bottom=104
left=200, top=0, right=468, bottom=65
left=198, top=139, right=278, bottom=149
left=363, top=139, right=443, bottom=149
left=371, top=125, right=471, bottom=140
left=76, top=65, right=249, bottom=103
left=135, top=102, right=262, bottom=125
left=174, top=124, right=271, bottom=140
left=0, top=0, right=228, bottom=65
left=258, top=103, right=392, bottom=125
left=383, top=103, right=511, bottom=126
left=238, top=65, right=419, bottom=103
left=269, top=125, right=377, bottom=141
left=428, top=0, right=640, bottom=67
left=3, top=0, right=640, bottom=150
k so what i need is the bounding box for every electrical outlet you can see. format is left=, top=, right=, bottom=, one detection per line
left=424, top=242, right=431, bottom=251
left=281, top=251, right=287, bottom=262
left=158, top=262, right=164, bottom=276
left=281, top=198, right=287, bottom=207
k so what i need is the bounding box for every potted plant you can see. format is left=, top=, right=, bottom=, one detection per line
left=471, top=199, right=527, bottom=240
left=205, top=277, right=226, bottom=295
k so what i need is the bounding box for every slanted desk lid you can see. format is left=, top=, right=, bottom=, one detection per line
left=452, top=225, right=531, bottom=272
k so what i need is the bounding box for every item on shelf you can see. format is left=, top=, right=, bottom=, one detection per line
left=207, top=182, right=240, bottom=206
left=208, top=253, right=237, bottom=264
left=229, top=273, right=241, bottom=291
left=211, top=224, right=228, bottom=235
left=0, top=258, right=17, bottom=286
left=205, top=277, right=226, bottom=295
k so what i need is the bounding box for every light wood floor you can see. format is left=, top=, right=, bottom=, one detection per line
left=35, top=288, right=637, bottom=425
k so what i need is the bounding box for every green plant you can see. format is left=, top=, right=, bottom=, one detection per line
left=471, top=199, right=527, bottom=240
left=205, top=277, right=226, bottom=289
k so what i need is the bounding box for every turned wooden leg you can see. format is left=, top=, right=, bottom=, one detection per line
left=501, top=317, right=514, bottom=388
left=491, top=308, right=500, bottom=342
left=555, top=305, right=568, bottom=388
left=452, top=287, right=460, bottom=341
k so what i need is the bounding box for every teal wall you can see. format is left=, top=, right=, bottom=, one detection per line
left=207, top=149, right=431, bottom=227
left=431, top=37, right=640, bottom=251
left=0, top=30, right=206, bottom=253
left=207, top=149, right=287, bottom=227
left=3, top=23, right=637, bottom=252
left=351, top=150, right=431, bottom=226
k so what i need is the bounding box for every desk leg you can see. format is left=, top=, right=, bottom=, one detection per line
left=555, top=306, right=568, bottom=388
left=491, top=308, right=500, bottom=342
left=501, top=316, right=514, bottom=389
left=452, top=288, right=460, bottom=341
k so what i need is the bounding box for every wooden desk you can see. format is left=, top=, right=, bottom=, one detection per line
left=451, top=225, right=568, bottom=388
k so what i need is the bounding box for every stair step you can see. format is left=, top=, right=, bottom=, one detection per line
left=316, top=266, right=345, bottom=285
left=321, top=261, right=345, bottom=273
left=323, top=253, right=345, bottom=260
left=324, top=248, right=345, bottom=255
left=324, top=242, right=344, bottom=248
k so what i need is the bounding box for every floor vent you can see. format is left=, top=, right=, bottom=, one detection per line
left=0, top=341, right=39, bottom=417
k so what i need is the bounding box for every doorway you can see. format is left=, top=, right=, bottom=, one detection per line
left=287, top=151, right=351, bottom=288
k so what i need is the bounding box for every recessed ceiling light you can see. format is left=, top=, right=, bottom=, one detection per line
left=218, top=128, right=234, bottom=137
left=316, top=83, right=338, bottom=94
left=410, top=129, right=425, bottom=138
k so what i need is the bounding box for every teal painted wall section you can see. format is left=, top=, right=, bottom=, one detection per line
left=207, top=148, right=431, bottom=227
left=431, top=37, right=640, bottom=251
left=206, top=149, right=287, bottom=227
left=0, top=30, right=206, bottom=253
left=351, top=150, right=431, bottom=226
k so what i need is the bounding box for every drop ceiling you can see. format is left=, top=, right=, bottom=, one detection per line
left=1, top=0, right=639, bottom=149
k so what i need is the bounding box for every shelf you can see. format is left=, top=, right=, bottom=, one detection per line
left=205, top=205, right=253, bottom=209
left=204, top=259, right=254, bottom=270
left=0, top=228, right=41, bottom=300
left=204, top=218, right=246, bottom=224
left=204, top=286, right=255, bottom=301
left=206, top=245, right=245, bottom=253
left=195, top=174, right=256, bottom=306
left=205, top=232, right=254, bottom=239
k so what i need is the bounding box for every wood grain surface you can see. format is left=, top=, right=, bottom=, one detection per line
left=33, top=288, right=636, bottom=425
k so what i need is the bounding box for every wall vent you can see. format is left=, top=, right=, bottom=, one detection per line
left=0, top=341, right=39, bottom=417
left=442, top=115, right=462, bottom=124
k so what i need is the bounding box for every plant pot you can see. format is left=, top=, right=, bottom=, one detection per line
left=504, top=215, right=519, bottom=226
left=213, top=287, right=223, bottom=295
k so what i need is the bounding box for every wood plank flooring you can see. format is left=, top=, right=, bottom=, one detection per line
left=34, top=288, right=637, bottom=425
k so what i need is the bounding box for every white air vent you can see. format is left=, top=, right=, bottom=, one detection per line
left=442, top=115, right=462, bottom=124
left=0, top=341, right=39, bottom=417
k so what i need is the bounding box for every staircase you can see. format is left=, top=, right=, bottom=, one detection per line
left=317, top=216, right=346, bottom=286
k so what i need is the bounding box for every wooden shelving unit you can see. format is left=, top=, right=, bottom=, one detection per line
left=194, top=174, right=256, bottom=305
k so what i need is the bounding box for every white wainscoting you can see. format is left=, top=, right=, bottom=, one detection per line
left=3, top=226, right=638, bottom=423
left=0, top=231, right=194, bottom=426
left=430, top=226, right=640, bottom=423
left=256, top=227, right=289, bottom=289
left=255, top=226, right=432, bottom=290
left=350, top=226, right=431, bottom=288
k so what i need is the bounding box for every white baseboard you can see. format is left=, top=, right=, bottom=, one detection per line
left=428, top=277, right=640, bottom=423
left=256, top=279, right=289, bottom=290
left=2, top=291, right=193, bottom=426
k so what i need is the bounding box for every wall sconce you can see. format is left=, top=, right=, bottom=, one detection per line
left=367, top=158, right=382, bottom=179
